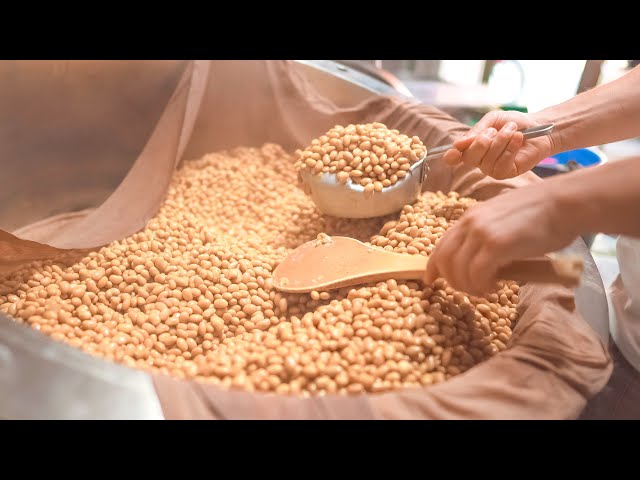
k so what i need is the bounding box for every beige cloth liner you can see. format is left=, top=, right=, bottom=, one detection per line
left=0, top=60, right=612, bottom=419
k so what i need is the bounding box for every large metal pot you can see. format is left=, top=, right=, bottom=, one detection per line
left=0, top=60, right=609, bottom=419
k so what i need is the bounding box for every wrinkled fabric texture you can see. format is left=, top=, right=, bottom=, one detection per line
left=609, top=236, right=640, bottom=373
left=580, top=339, right=640, bottom=419
left=0, top=60, right=612, bottom=419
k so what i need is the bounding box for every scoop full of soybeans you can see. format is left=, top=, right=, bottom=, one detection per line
left=294, top=122, right=427, bottom=193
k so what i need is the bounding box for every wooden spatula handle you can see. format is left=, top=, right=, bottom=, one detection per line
left=496, top=256, right=583, bottom=288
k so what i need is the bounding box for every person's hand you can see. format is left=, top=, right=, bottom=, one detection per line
left=424, top=182, right=578, bottom=295
left=443, top=110, right=555, bottom=180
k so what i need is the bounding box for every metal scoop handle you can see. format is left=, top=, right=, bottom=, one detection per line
left=424, top=124, right=555, bottom=161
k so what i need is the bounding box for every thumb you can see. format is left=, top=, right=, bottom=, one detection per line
left=424, top=258, right=439, bottom=285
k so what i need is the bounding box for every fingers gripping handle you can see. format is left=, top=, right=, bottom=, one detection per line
left=424, top=124, right=555, bottom=162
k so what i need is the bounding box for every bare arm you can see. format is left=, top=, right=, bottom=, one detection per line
left=536, top=65, right=640, bottom=154
left=554, top=155, right=640, bottom=239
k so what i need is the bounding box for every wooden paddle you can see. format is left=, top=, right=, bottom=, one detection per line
left=272, top=236, right=583, bottom=293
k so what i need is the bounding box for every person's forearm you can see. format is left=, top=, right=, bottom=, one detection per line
left=549, top=156, right=640, bottom=238
left=532, top=65, right=640, bottom=154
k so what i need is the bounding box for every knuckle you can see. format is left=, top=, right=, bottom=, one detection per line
left=497, top=128, right=513, bottom=141
left=484, top=232, right=505, bottom=249
left=477, top=136, right=492, bottom=149
left=465, top=212, right=484, bottom=231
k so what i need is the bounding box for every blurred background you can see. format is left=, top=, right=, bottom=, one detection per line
left=336, top=60, right=640, bottom=289
left=337, top=60, right=633, bottom=125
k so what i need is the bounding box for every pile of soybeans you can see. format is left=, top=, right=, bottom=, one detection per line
left=0, top=142, right=520, bottom=396
left=294, top=122, right=427, bottom=192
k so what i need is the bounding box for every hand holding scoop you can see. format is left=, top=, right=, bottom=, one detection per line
left=272, top=236, right=583, bottom=293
